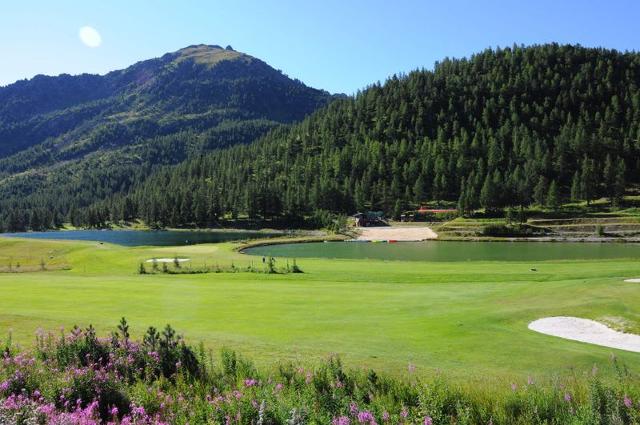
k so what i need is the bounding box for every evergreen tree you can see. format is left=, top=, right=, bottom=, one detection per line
left=533, top=176, right=548, bottom=206
left=613, top=161, right=626, bottom=207
left=579, top=157, right=597, bottom=205
left=413, top=175, right=425, bottom=204
left=571, top=171, right=581, bottom=202
left=546, top=180, right=560, bottom=210
left=480, top=172, right=501, bottom=213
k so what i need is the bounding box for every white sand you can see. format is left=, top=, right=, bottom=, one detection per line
left=145, top=258, right=190, bottom=263
left=624, top=278, right=640, bottom=283
left=528, top=316, right=640, bottom=353
left=356, top=226, right=438, bottom=241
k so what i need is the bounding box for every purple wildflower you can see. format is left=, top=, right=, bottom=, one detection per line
left=349, top=402, right=359, bottom=415
left=333, top=416, right=350, bottom=425
left=357, top=410, right=377, bottom=424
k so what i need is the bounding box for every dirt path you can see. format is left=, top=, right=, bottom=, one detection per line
left=528, top=316, right=640, bottom=353
left=356, top=226, right=438, bottom=241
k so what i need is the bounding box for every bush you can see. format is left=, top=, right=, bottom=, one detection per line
left=481, top=224, right=545, bottom=237
left=307, top=210, right=349, bottom=233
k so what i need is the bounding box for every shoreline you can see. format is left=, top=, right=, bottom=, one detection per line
left=4, top=227, right=640, bottom=247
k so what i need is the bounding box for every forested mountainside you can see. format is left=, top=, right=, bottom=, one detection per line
left=74, top=43, right=638, bottom=229
left=3, top=43, right=640, bottom=230
left=0, top=44, right=333, bottom=230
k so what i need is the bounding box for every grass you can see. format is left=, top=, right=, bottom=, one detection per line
left=0, top=236, right=640, bottom=385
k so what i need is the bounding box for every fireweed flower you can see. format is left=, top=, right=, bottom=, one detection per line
left=333, top=416, right=350, bottom=425
left=382, top=411, right=390, bottom=421
left=400, top=407, right=408, bottom=418
left=357, top=410, right=377, bottom=424
left=424, top=417, right=433, bottom=425
left=564, top=392, right=572, bottom=402
left=350, top=402, right=359, bottom=415
left=624, top=395, right=633, bottom=408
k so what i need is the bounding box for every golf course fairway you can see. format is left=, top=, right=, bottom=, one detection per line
left=1, top=236, right=639, bottom=382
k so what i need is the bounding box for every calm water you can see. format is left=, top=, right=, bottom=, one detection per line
left=1, top=230, right=279, bottom=247
left=244, top=241, right=640, bottom=262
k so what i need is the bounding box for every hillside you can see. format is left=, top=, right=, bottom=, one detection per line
left=90, top=43, right=640, bottom=229
left=0, top=44, right=332, bottom=230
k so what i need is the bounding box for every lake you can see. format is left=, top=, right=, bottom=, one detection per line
left=1, top=229, right=278, bottom=247
left=244, top=241, right=640, bottom=262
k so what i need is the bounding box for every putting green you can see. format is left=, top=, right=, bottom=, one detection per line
left=0, top=236, right=639, bottom=382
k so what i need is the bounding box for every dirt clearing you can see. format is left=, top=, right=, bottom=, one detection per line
left=356, top=226, right=438, bottom=241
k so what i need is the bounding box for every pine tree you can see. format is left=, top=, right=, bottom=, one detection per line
left=603, top=154, right=615, bottom=197
left=580, top=157, right=596, bottom=205
left=413, top=175, right=425, bottom=204
left=457, top=180, right=468, bottom=216
left=570, top=171, right=581, bottom=202
left=392, top=199, right=403, bottom=220
left=533, top=176, right=548, bottom=206
left=480, top=172, right=501, bottom=213
left=546, top=180, right=560, bottom=210
left=613, top=161, right=626, bottom=207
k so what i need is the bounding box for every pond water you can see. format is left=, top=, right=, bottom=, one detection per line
left=244, top=241, right=640, bottom=262
left=1, top=230, right=278, bottom=247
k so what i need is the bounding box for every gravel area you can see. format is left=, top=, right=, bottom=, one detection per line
left=356, top=226, right=438, bottom=241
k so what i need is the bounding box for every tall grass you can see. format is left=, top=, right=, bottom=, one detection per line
left=0, top=321, right=638, bottom=424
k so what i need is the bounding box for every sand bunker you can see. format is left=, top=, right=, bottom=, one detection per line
left=356, top=226, right=437, bottom=242
left=145, top=258, right=190, bottom=263
left=624, top=278, right=640, bottom=283
left=529, top=316, right=640, bottom=353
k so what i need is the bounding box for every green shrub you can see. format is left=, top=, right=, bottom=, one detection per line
left=481, top=224, right=545, bottom=237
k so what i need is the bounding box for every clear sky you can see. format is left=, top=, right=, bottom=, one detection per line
left=1, top=1, right=639, bottom=94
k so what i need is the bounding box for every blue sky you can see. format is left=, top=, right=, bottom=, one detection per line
left=1, top=1, right=639, bottom=93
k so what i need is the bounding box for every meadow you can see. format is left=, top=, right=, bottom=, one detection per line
left=0, top=236, right=640, bottom=385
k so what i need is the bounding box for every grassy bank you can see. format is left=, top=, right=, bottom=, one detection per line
left=433, top=195, right=640, bottom=241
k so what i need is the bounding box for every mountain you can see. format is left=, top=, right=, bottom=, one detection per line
left=0, top=44, right=333, bottom=230
left=92, top=44, right=640, bottom=229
